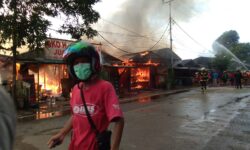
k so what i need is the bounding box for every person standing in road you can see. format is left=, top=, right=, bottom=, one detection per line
left=242, top=71, right=248, bottom=86
left=199, top=67, right=209, bottom=92
left=235, top=70, right=242, bottom=89
left=229, top=71, right=235, bottom=86
left=212, top=71, right=219, bottom=86
left=221, top=71, right=228, bottom=86
left=0, top=85, right=16, bottom=150
left=47, top=40, right=124, bottom=150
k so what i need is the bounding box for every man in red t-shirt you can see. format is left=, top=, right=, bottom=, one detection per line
left=48, top=41, right=124, bottom=150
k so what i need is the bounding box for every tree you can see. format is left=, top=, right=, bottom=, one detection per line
left=213, top=30, right=250, bottom=70
left=212, top=40, right=232, bottom=71
left=0, top=0, right=100, bottom=107
left=212, top=52, right=231, bottom=71
left=231, top=43, right=250, bottom=64
left=216, top=30, right=239, bottom=49
left=212, top=30, right=241, bottom=71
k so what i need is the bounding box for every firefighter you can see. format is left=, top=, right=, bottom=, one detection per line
left=199, top=67, right=209, bottom=92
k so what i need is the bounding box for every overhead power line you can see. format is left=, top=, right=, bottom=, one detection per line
left=148, top=22, right=169, bottom=50
left=98, top=31, right=147, bottom=37
left=48, top=27, right=133, bottom=54
left=172, top=19, right=211, bottom=52
left=101, top=18, right=145, bottom=37
left=97, top=32, right=133, bottom=54
left=100, top=18, right=167, bottom=47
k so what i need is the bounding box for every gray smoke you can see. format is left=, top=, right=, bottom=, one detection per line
left=98, top=0, right=208, bottom=58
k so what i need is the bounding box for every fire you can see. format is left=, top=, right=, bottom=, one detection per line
left=132, top=85, right=143, bottom=89
left=134, top=68, right=150, bottom=82
left=123, top=59, right=134, bottom=66
left=131, top=67, right=150, bottom=90
left=39, top=74, right=60, bottom=94
left=118, top=68, right=125, bottom=75
left=145, top=59, right=159, bottom=66
left=39, top=77, right=59, bottom=94
left=16, top=63, right=21, bottom=79
left=32, top=64, right=67, bottom=95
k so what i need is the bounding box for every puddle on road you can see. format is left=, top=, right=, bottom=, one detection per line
left=138, top=97, right=152, bottom=103
left=137, top=90, right=189, bottom=103
left=18, top=109, right=71, bottom=122
left=200, top=95, right=250, bottom=122
left=137, top=94, right=171, bottom=103
left=209, top=109, right=216, bottom=113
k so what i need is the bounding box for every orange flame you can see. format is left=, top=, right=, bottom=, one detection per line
left=118, top=68, right=125, bottom=75
left=145, top=59, right=159, bottom=66
left=39, top=73, right=60, bottom=94
left=131, top=67, right=150, bottom=90
left=35, top=64, right=67, bottom=95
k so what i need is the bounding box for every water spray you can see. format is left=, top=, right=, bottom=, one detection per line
left=213, top=41, right=248, bottom=70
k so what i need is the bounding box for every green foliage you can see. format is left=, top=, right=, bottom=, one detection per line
left=212, top=52, right=231, bottom=71
left=231, top=43, right=250, bottom=64
left=212, top=30, right=247, bottom=71
left=216, top=30, right=239, bottom=49
left=0, top=0, right=100, bottom=52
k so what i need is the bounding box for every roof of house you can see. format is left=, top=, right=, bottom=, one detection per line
left=174, top=59, right=200, bottom=68
left=16, top=49, right=122, bottom=65
left=193, top=56, right=214, bottom=69
left=122, top=48, right=181, bottom=66
left=101, top=51, right=123, bottom=65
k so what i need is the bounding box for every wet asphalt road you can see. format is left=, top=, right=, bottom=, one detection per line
left=14, top=87, right=250, bottom=150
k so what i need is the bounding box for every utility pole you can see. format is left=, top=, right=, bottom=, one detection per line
left=169, top=1, right=173, bottom=71
left=163, top=0, right=174, bottom=70
left=163, top=0, right=174, bottom=89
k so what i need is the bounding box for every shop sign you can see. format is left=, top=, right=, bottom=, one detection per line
left=45, top=38, right=73, bottom=60
left=44, top=38, right=102, bottom=61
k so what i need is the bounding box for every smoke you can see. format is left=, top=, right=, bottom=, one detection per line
left=98, top=0, right=209, bottom=57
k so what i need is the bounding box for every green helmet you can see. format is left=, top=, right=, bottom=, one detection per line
left=63, top=40, right=101, bottom=80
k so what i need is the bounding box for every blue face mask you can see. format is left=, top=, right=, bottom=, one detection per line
left=73, top=63, right=92, bottom=80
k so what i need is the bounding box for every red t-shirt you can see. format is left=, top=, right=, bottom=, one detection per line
left=69, top=79, right=123, bottom=150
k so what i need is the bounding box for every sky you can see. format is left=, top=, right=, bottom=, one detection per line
left=48, top=0, right=250, bottom=60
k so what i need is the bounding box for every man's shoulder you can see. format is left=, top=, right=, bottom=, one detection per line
left=0, top=86, right=16, bottom=150
left=0, top=87, right=15, bottom=115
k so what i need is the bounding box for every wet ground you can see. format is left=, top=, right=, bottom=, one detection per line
left=14, top=87, right=250, bottom=150
left=17, top=89, right=188, bottom=121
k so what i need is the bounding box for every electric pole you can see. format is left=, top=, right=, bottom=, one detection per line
left=163, top=0, right=174, bottom=71
left=163, top=0, right=174, bottom=89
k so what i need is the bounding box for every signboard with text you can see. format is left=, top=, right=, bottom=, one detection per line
left=44, top=38, right=73, bottom=60
left=44, top=38, right=102, bottom=61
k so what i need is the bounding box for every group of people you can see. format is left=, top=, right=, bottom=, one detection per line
left=210, top=70, right=249, bottom=89
left=194, top=68, right=250, bottom=91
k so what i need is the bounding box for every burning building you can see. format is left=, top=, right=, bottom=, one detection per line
left=5, top=37, right=183, bottom=107
left=15, top=38, right=123, bottom=106
left=14, top=38, right=79, bottom=105
left=118, top=48, right=181, bottom=91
